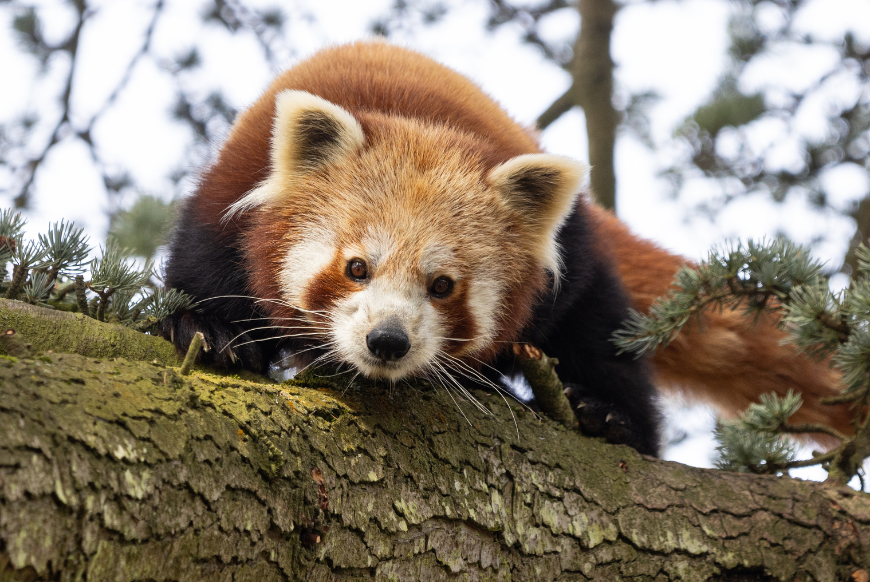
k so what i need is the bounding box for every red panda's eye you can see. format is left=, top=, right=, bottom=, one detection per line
left=430, top=276, right=453, bottom=298
left=347, top=259, right=368, bottom=281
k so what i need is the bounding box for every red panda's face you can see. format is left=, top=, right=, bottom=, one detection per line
left=294, top=226, right=483, bottom=381
left=231, top=91, right=587, bottom=381
left=261, top=143, right=519, bottom=381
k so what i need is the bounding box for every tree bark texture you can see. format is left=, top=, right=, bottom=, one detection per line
left=1, top=302, right=869, bottom=581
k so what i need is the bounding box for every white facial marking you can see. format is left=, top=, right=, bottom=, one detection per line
left=331, top=277, right=445, bottom=381
left=346, top=226, right=395, bottom=268
left=279, top=230, right=336, bottom=307
left=464, top=277, right=502, bottom=354
left=421, top=243, right=456, bottom=276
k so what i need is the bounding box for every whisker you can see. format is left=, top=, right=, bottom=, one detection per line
left=436, top=352, right=530, bottom=436
left=424, top=335, right=518, bottom=345
left=314, top=364, right=353, bottom=379
left=342, top=370, right=362, bottom=396
left=200, top=295, right=337, bottom=320
left=220, top=323, right=330, bottom=352
left=293, top=347, right=342, bottom=377
left=429, top=359, right=493, bottom=417
left=232, top=316, right=332, bottom=326
left=454, top=355, right=538, bottom=416
left=230, top=332, right=330, bottom=350
left=424, top=368, right=474, bottom=427
left=437, top=353, right=494, bottom=386
left=269, top=341, right=340, bottom=368
left=228, top=324, right=332, bottom=334
left=462, top=352, right=528, bottom=385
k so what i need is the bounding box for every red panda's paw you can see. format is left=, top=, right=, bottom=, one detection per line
left=157, top=310, right=269, bottom=373
left=564, top=383, right=660, bottom=456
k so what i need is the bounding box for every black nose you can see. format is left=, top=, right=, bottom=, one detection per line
left=366, top=325, right=411, bottom=361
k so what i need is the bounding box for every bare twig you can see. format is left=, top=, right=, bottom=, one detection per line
left=512, top=343, right=576, bottom=429
left=180, top=331, right=204, bottom=375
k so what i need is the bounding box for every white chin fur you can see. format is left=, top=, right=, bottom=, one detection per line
left=330, top=281, right=443, bottom=381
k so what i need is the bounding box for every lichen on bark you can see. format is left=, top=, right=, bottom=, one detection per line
left=0, top=301, right=869, bottom=581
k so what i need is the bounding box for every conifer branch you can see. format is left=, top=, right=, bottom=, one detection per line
left=617, top=240, right=870, bottom=482
left=778, top=423, right=849, bottom=443
left=88, top=239, right=152, bottom=322
left=0, top=210, right=26, bottom=279
left=5, top=240, right=47, bottom=300
left=614, top=239, right=823, bottom=357
left=22, top=270, right=53, bottom=306
left=38, top=220, right=91, bottom=286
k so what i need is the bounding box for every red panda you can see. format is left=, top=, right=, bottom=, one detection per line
left=162, top=40, right=850, bottom=455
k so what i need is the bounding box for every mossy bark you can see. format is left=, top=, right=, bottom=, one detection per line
left=0, top=303, right=869, bottom=581
left=0, top=299, right=178, bottom=365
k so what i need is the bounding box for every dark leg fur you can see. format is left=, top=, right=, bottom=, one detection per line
left=157, top=309, right=269, bottom=371
left=519, top=206, right=663, bottom=456
left=160, top=201, right=274, bottom=372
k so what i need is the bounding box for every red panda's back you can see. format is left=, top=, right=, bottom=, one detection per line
left=194, top=41, right=540, bottom=224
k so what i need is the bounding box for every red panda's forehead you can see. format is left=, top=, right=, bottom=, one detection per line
left=286, top=136, right=523, bottom=276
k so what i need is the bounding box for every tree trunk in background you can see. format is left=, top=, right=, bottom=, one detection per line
left=538, top=0, right=620, bottom=211
left=1, top=304, right=869, bottom=581
left=842, top=196, right=870, bottom=277
left=574, top=0, right=619, bottom=210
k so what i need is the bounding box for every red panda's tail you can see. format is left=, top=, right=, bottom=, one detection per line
left=590, top=205, right=853, bottom=442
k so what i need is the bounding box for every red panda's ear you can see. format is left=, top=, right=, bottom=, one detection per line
left=487, top=154, right=588, bottom=275
left=224, top=91, right=364, bottom=220
left=271, top=90, right=365, bottom=176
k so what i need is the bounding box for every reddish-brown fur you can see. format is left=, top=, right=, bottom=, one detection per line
left=302, top=252, right=359, bottom=313
left=593, top=209, right=851, bottom=437
left=192, top=40, right=850, bottom=437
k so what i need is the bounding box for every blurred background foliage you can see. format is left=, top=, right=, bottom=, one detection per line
left=0, top=0, right=867, bottom=269
left=109, top=195, right=176, bottom=261
left=668, top=2, right=870, bottom=276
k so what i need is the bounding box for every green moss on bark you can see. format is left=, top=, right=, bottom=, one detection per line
left=0, top=299, right=178, bottom=364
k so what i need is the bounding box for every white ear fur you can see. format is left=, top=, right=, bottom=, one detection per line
left=487, top=154, right=588, bottom=276
left=224, top=91, right=364, bottom=220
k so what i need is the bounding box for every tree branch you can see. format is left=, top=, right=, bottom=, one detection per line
left=0, top=301, right=869, bottom=579
left=536, top=84, right=577, bottom=130
left=12, top=1, right=89, bottom=208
